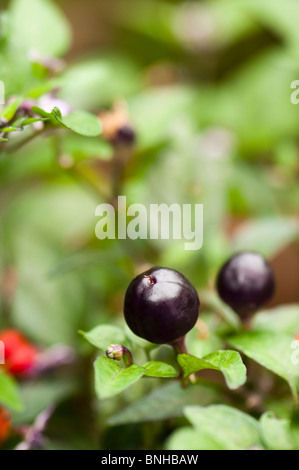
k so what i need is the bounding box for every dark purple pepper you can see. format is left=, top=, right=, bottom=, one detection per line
left=114, top=125, right=136, bottom=146
left=216, top=252, right=275, bottom=319
left=124, top=267, right=200, bottom=344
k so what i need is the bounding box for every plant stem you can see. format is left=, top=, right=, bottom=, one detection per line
left=122, top=346, right=133, bottom=368
left=6, top=128, right=48, bottom=153
left=168, top=336, right=195, bottom=386
left=168, top=336, right=189, bottom=355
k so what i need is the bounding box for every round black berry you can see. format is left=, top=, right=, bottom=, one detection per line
left=216, top=251, right=275, bottom=319
left=114, top=125, right=136, bottom=146
left=124, top=267, right=200, bottom=344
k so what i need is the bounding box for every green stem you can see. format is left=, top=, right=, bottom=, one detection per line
left=290, top=383, right=299, bottom=411
left=5, top=128, right=49, bottom=154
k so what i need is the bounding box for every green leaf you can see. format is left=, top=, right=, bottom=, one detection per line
left=228, top=331, right=299, bottom=401
left=59, top=56, right=141, bottom=110
left=52, top=108, right=101, bottom=137
left=178, top=350, right=247, bottom=390
left=291, top=408, right=299, bottom=449
left=80, top=324, right=130, bottom=351
left=129, top=86, right=195, bottom=149
left=121, top=1, right=176, bottom=46
left=31, top=106, right=52, bottom=119
left=200, top=290, right=241, bottom=330
left=231, top=217, right=299, bottom=258
left=166, top=427, right=213, bottom=451
left=186, top=312, right=223, bottom=359
left=1, top=126, right=20, bottom=133
left=108, top=381, right=218, bottom=426
left=241, top=0, right=299, bottom=56
left=94, top=356, right=144, bottom=399
left=143, top=361, right=178, bottom=378
left=260, top=411, right=295, bottom=450
left=4, top=183, right=96, bottom=346
left=11, top=378, right=77, bottom=425
left=9, top=0, right=71, bottom=57
left=0, top=137, right=8, bottom=142
left=62, top=135, right=113, bottom=161
left=253, top=304, right=299, bottom=336
left=182, top=405, right=262, bottom=450
left=0, top=370, right=23, bottom=411
left=21, top=117, right=49, bottom=127
left=0, top=97, right=22, bottom=121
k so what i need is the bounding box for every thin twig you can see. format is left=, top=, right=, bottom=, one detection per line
left=5, top=128, right=49, bottom=154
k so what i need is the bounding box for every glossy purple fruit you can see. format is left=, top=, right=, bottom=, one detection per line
left=216, top=252, right=275, bottom=318
left=124, top=267, right=200, bottom=344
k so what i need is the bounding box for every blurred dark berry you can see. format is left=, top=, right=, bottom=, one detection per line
left=114, top=125, right=136, bottom=146
left=216, top=252, right=275, bottom=319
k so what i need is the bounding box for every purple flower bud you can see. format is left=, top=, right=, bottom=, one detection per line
left=106, top=344, right=125, bottom=361
left=0, top=117, right=8, bottom=127
left=18, top=99, right=36, bottom=116
left=37, top=94, right=73, bottom=117
left=106, top=344, right=133, bottom=366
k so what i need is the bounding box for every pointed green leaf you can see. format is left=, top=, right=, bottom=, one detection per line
left=80, top=324, right=130, bottom=351
left=11, top=378, right=77, bottom=425
left=166, top=427, right=212, bottom=451
left=232, top=217, right=299, bottom=258
left=1, top=126, right=20, bottom=133
left=178, top=350, right=247, bottom=390
left=143, top=361, right=178, bottom=378
left=9, top=0, right=71, bottom=57
left=0, top=97, right=22, bottom=121
left=228, top=330, right=299, bottom=401
left=180, top=405, right=262, bottom=450
left=62, top=135, right=113, bottom=161
left=32, top=106, right=52, bottom=119
left=253, top=304, right=299, bottom=336
left=109, top=382, right=218, bottom=426
left=260, top=411, right=296, bottom=450
left=21, top=117, right=49, bottom=127
left=94, top=357, right=144, bottom=399
left=52, top=107, right=101, bottom=137
left=0, top=370, right=23, bottom=411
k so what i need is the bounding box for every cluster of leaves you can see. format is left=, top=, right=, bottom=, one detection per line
left=82, top=299, right=299, bottom=450
left=0, top=0, right=299, bottom=450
